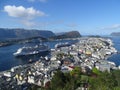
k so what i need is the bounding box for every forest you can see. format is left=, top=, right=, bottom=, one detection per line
left=30, top=67, right=120, bottom=90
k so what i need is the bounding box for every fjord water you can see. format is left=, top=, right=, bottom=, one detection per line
left=0, top=37, right=120, bottom=72
left=107, top=36, right=120, bottom=66
left=0, top=40, right=77, bottom=71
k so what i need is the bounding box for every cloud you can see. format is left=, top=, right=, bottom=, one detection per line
left=101, top=24, right=120, bottom=30
left=4, top=5, right=46, bottom=19
left=4, top=5, right=47, bottom=27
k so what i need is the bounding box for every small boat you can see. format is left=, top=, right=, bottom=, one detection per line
left=13, top=44, right=50, bottom=57
left=28, top=59, right=34, bottom=63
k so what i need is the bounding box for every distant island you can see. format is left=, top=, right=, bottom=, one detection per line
left=111, top=32, right=120, bottom=36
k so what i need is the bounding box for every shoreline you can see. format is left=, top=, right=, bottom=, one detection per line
left=0, top=37, right=118, bottom=73
left=0, top=37, right=119, bottom=89
left=0, top=37, right=118, bottom=71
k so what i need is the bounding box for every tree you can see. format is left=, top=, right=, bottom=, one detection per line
left=112, top=70, right=120, bottom=87
left=50, top=70, right=67, bottom=90
left=92, top=67, right=100, bottom=75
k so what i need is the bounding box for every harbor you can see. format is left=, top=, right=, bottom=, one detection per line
left=0, top=37, right=119, bottom=89
left=0, top=39, right=78, bottom=71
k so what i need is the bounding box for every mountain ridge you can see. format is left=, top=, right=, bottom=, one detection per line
left=111, top=32, right=120, bottom=36
left=0, top=28, right=81, bottom=41
left=0, top=28, right=55, bottom=40
left=50, top=31, right=81, bottom=39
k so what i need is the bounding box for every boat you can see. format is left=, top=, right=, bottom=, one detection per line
left=13, top=44, right=50, bottom=57
left=55, top=42, right=71, bottom=48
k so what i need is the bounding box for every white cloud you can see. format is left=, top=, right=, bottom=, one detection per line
left=4, top=5, right=47, bottom=27
left=101, top=24, right=120, bottom=30
left=4, top=5, right=46, bottom=19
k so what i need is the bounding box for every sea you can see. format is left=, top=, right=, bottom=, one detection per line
left=0, top=36, right=120, bottom=72
left=107, top=36, right=120, bottom=66
left=0, top=39, right=78, bottom=71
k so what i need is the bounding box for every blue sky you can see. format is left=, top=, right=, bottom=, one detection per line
left=0, top=0, right=120, bottom=35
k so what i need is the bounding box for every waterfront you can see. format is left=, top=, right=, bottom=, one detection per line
left=108, top=36, right=120, bottom=66
left=0, top=37, right=118, bottom=90
left=0, top=36, right=120, bottom=72
left=0, top=39, right=78, bottom=71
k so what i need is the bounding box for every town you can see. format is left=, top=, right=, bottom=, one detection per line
left=0, top=37, right=119, bottom=90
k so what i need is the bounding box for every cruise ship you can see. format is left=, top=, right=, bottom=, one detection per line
left=55, top=42, right=71, bottom=48
left=13, top=44, right=50, bottom=57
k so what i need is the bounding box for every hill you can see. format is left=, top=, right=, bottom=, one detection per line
left=50, top=31, right=81, bottom=39
left=0, top=28, right=55, bottom=40
left=111, top=32, right=120, bottom=36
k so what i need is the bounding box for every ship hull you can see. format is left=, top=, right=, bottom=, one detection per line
left=14, top=50, right=50, bottom=58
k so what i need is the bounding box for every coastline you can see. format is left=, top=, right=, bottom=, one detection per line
left=0, top=37, right=119, bottom=89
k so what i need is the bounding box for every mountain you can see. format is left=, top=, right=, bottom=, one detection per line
left=51, top=31, right=81, bottom=39
left=0, top=28, right=81, bottom=41
left=55, top=32, right=66, bottom=36
left=111, top=32, right=120, bottom=36
left=0, top=28, right=55, bottom=40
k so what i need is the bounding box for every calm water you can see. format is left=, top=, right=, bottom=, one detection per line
left=0, top=40, right=77, bottom=71
left=107, top=36, right=120, bottom=66
left=0, top=37, right=120, bottom=72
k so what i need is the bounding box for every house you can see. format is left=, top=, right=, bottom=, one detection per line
left=85, top=50, right=92, bottom=56
left=3, top=72, right=11, bottom=77
left=70, top=51, right=78, bottom=55
left=95, top=63, right=110, bottom=72
left=62, top=58, right=74, bottom=65
left=92, top=53, right=100, bottom=59
left=28, top=76, right=35, bottom=84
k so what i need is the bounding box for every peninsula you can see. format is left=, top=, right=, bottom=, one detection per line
left=0, top=37, right=119, bottom=89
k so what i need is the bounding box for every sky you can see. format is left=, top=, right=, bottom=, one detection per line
left=0, top=0, right=120, bottom=35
